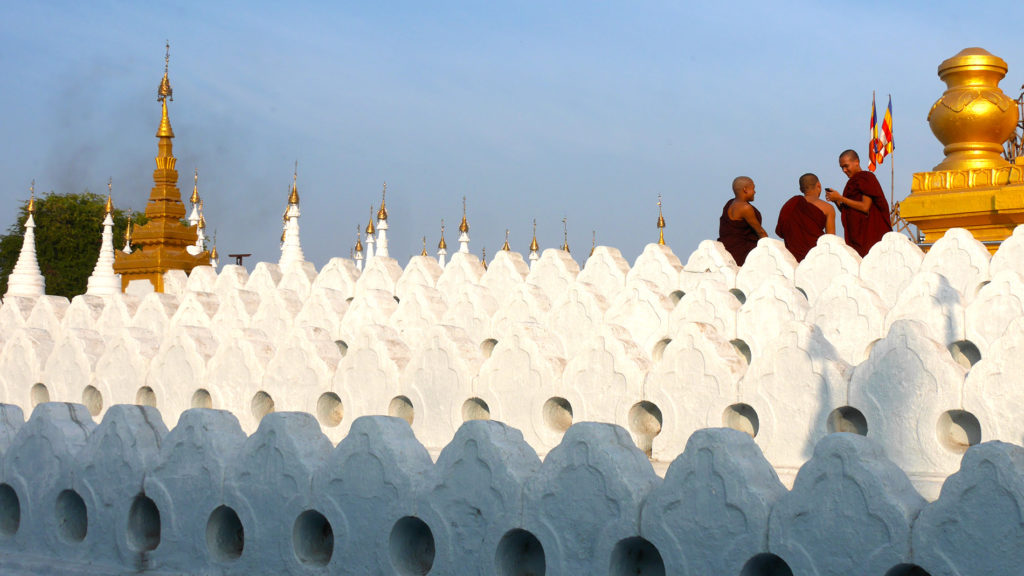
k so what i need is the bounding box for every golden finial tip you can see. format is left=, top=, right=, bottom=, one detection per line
left=421, top=236, right=428, bottom=256
left=211, top=245, right=218, bottom=259
left=502, top=229, right=510, bottom=251
left=366, top=205, right=376, bottom=234
left=377, top=183, right=388, bottom=220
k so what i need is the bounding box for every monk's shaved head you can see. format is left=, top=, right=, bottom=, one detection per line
left=839, top=149, right=859, bottom=162
left=732, top=176, right=754, bottom=195
left=799, top=173, right=819, bottom=193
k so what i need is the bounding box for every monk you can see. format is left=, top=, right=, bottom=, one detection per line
left=776, top=173, right=836, bottom=261
left=825, top=150, right=892, bottom=257
left=718, top=176, right=767, bottom=266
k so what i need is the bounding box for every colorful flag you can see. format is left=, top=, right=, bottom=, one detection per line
left=868, top=93, right=883, bottom=172
left=880, top=95, right=894, bottom=159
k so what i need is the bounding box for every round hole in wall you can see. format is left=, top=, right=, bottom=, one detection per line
left=542, top=397, right=573, bottom=433
left=206, top=505, right=244, bottom=562
left=316, top=392, right=344, bottom=427
left=462, top=398, right=491, bottom=422
left=480, top=338, right=498, bottom=358
left=885, top=564, right=933, bottom=576
left=610, top=536, right=665, bottom=576
left=389, top=396, right=415, bottom=425
left=0, top=484, right=20, bottom=537
left=827, top=406, right=868, bottom=436
left=729, top=288, right=746, bottom=304
left=652, top=338, right=671, bottom=362
left=191, top=389, right=213, bottom=409
left=293, top=509, right=333, bottom=567
left=937, top=410, right=981, bottom=454
left=628, top=401, right=663, bottom=458
left=82, top=385, right=103, bottom=417
left=669, top=290, right=685, bottom=306
left=335, top=340, right=348, bottom=357
left=136, top=386, right=157, bottom=408
left=723, top=403, right=759, bottom=438
left=250, top=391, right=275, bottom=421
left=30, top=383, right=49, bottom=408
left=55, top=489, right=87, bottom=543
left=495, top=528, right=545, bottom=576
left=730, top=339, right=752, bottom=365
left=388, top=516, right=434, bottom=575
left=740, top=553, right=794, bottom=576
left=948, top=340, right=981, bottom=370
left=127, top=493, right=160, bottom=552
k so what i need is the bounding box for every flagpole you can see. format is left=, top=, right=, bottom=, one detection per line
left=889, top=93, right=895, bottom=209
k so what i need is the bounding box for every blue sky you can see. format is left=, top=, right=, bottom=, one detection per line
left=1, top=1, right=1021, bottom=268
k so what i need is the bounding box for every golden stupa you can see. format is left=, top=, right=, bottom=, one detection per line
left=900, top=47, right=1024, bottom=252
left=114, top=45, right=210, bottom=291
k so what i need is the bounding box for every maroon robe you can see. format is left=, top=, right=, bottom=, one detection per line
left=718, top=199, right=762, bottom=266
left=841, top=171, right=892, bottom=257
left=776, top=195, right=827, bottom=262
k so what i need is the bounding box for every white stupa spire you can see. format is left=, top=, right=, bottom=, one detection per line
left=458, top=196, right=470, bottom=254
left=528, top=219, right=539, bottom=267
left=354, top=227, right=364, bottom=272
left=6, top=181, right=45, bottom=297
left=122, top=209, right=133, bottom=254
left=437, top=220, right=448, bottom=267
left=86, top=180, right=121, bottom=296
left=365, top=205, right=376, bottom=262
left=187, top=168, right=201, bottom=227
left=375, top=183, right=389, bottom=258
left=187, top=170, right=206, bottom=256
left=278, top=164, right=305, bottom=271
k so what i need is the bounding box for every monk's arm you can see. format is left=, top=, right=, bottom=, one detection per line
left=824, top=204, right=836, bottom=234
left=837, top=194, right=872, bottom=214
left=739, top=205, right=768, bottom=238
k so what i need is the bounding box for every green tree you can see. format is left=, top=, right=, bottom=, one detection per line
left=0, top=191, right=146, bottom=298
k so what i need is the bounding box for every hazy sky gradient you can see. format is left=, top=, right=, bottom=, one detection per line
left=1, top=2, right=1021, bottom=268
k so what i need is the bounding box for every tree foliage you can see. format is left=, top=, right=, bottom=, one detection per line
left=0, top=191, right=146, bottom=298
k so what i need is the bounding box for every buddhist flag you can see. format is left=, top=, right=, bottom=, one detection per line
left=868, top=93, right=883, bottom=172
left=880, top=95, right=894, bottom=160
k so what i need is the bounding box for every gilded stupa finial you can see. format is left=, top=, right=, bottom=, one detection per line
left=366, top=205, right=376, bottom=235
left=530, top=219, right=539, bottom=252
left=502, top=229, right=510, bottom=251
left=158, top=41, right=173, bottom=102
left=354, top=226, right=363, bottom=252
left=657, top=193, right=666, bottom=245
left=481, top=246, right=487, bottom=269
left=124, top=209, right=133, bottom=245
left=438, top=220, right=447, bottom=250
left=561, top=217, right=570, bottom=253
left=28, top=180, right=35, bottom=214
left=105, top=178, right=114, bottom=214
left=591, top=230, right=596, bottom=256
left=210, top=243, right=218, bottom=260
left=421, top=236, right=428, bottom=256
left=190, top=168, right=200, bottom=204
left=288, top=161, right=300, bottom=205
left=459, top=196, right=469, bottom=233
left=377, top=182, right=388, bottom=220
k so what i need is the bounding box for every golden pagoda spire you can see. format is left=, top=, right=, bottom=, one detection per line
left=210, top=244, right=218, bottom=260
left=502, top=229, right=510, bottom=251
left=158, top=41, right=173, bottom=102
left=459, top=196, right=469, bottom=233
left=105, top=178, right=114, bottom=214
left=288, top=161, right=300, bottom=205
left=481, top=246, right=487, bottom=269
left=657, top=193, right=666, bottom=245
left=190, top=169, right=200, bottom=204
left=355, top=226, right=363, bottom=252
left=377, top=182, right=388, bottom=220
left=561, top=217, right=570, bottom=253
left=591, top=230, right=596, bottom=256
left=530, top=219, right=539, bottom=252
left=421, top=236, right=428, bottom=256
left=27, top=180, right=35, bottom=214
left=438, top=220, right=447, bottom=250
left=366, top=205, right=376, bottom=235
left=124, top=211, right=133, bottom=245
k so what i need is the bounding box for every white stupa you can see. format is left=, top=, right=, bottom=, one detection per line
left=5, top=184, right=45, bottom=297
left=85, top=186, right=122, bottom=296
left=364, top=206, right=376, bottom=262
left=437, top=221, right=448, bottom=267
left=278, top=169, right=305, bottom=272
left=354, top=229, right=364, bottom=272
left=529, top=219, right=539, bottom=267
left=375, top=183, right=390, bottom=258
left=458, top=197, right=470, bottom=254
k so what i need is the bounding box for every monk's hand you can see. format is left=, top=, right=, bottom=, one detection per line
left=825, top=188, right=840, bottom=203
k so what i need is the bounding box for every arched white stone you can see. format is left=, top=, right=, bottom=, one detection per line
left=645, top=321, right=747, bottom=462
left=311, top=257, right=359, bottom=299
left=130, top=293, right=180, bottom=338
left=0, top=295, right=36, bottom=329
left=277, top=261, right=318, bottom=301
left=489, top=283, right=552, bottom=339
left=805, top=272, right=888, bottom=365
left=337, top=288, right=399, bottom=342
left=353, top=256, right=403, bottom=299
left=395, top=255, right=443, bottom=301
left=848, top=319, right=968, bottom=499
left=42, top=329, right=106, bottom=409
left=884, top=271, right=965, bottom=346
left=435, top=251, right=485, bottom=300
left=212, top=264, right=250, bottom=296
left=963, top=317, right=1024, bottom=446
left=737, top=322, right=851, bottom=486
left=61, top=295, right=107, bottom=333
left=626, top=243, right=683, bottom=295
left=294, top=287, right=349, bottom=334
left=93, top=327, right=160, bottom=408
left=25, top=295, right=70, bottom=341
left=0, top=327, right=54, bottom=407
left=479, top=250, right=529, bottom=304
left=94, top=294, right=141, bottom=338
left=249, top=289, right=303, bottom=344
left=259, top=326, right=342, bottom=432
left=560, top=327, right=649, bottom=427
left=989, top=224, right=1024, bottom=278
left=184, top=265, right=218, bottom=293
left=735, top=237, right=797, bottom=299
left=202, top=328, right=275, bottom=420
left=684, top=239, right=739, bottom=274
left=387, top=285, right=446, bottom=347
left=604, top=280, right=673, bottom=358
left=168, top=290, right=220, bottom=330
left=525, top=249, right=580, bottom=306
left=331, top=326, right=411, bottom=442
left=208, top=288, right=260, bottom=334
left=795, top=234, right=861, bottom=305
left=920, top=227, right=991, bottom=304
left=860, top=231, right=924, bottom=309
left=736, top=275, right=810, bottom=359
left=245, top=261, right=283, bottom=294
left=438, top=284, right=498, bottom=347
left=669, top=278, right=741, bottom=342
left=547, top=283, right=611, bottom=359
left=965, top=270, right=1024, bottom=356
left=576, top=245, right=630, bottom=302
left=145, top=325, right=220, bottom=428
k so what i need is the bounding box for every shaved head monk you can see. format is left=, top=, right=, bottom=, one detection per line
left=824, top=150, right=892, bottom=257
left=775, top=173, right=836, bottom=261
left=718, top=176, right=768, bottom=266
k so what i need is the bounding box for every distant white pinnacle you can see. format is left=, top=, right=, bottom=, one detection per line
left=86, top=211, right=121, bottom=296
left=5, top=213, right=45, bottom=297
left=279, top=203, right=305, bottom=271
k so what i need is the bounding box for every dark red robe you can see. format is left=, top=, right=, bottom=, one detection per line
left=718, top=199, right=762, bottom=266
left=776, top=196, right=827, bottom=262
left=841, top=171, right=892, bottom=257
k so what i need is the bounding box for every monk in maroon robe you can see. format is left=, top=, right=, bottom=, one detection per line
left=776, top=173, right=836, bottom=261
left=718, top=176, right=768, bottom=266
left=825, top=150, right=892, bottom=257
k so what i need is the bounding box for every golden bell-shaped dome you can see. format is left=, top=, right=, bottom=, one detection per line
left=366, top=205, right=376, bottom=235
left=438, top=222, right=447, bottom=250
left=377, top=183, right=388, bottom=220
